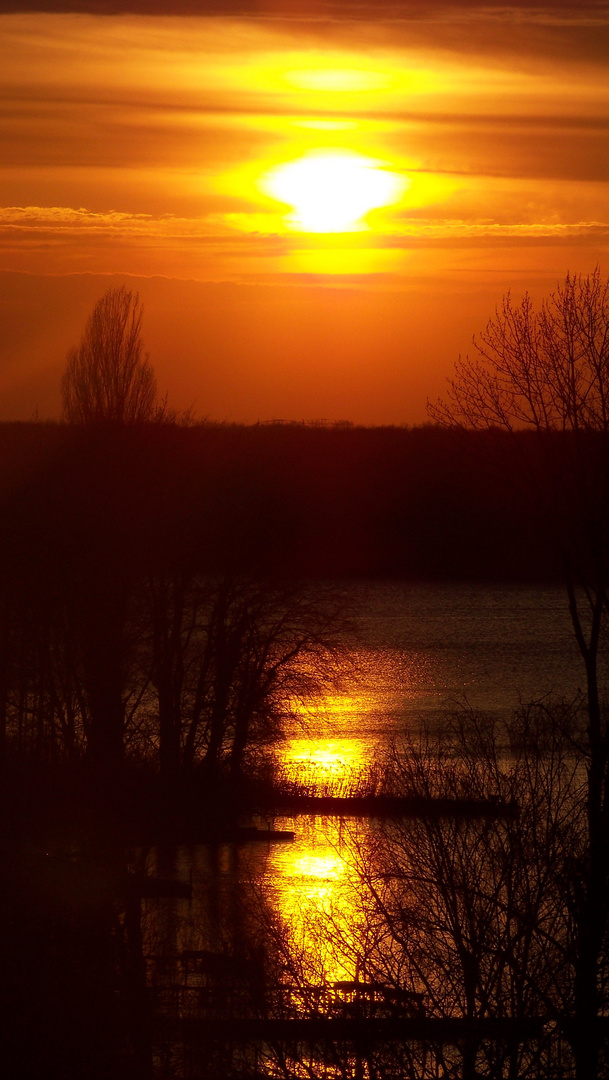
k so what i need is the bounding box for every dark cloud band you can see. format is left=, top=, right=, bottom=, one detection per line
left=1, top=1, right=608, bottom=18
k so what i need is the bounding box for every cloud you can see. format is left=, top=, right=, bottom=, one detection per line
left=1, top=9, right=607, bottom=280
left=0, top=205, right=151, bottom=228
left=2, top=204, right=606, bottom=250
left=2, top=1, right=609, bottom=20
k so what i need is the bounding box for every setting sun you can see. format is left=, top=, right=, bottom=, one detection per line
left=3, top=4, right=609, bottom=1076
left=260, top=151, right=407, bottom=233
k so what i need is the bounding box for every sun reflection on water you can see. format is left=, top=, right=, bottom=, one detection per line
left=277, top=655, right=411, bottom=795
left=283, top=737, right=367, bottom=781
left=268, top=817, right=362, bottom=984
left=262, top=645, right=427, bottom=979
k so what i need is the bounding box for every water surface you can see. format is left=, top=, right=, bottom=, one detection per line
left=276, top=581, right=582, bottom=792
left=145, top=581, right=591, bottom=1073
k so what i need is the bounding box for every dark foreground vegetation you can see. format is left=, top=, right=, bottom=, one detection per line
left=4, top=271, right=609, bottom=1079
left=0, top=416, right=564, bottom=789
left=0, top=416, right=604, bottom=1080
left=0, top=417, right=560, bottom=777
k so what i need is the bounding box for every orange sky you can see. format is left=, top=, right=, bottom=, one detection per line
left=1, top=1, right=608, bottom=423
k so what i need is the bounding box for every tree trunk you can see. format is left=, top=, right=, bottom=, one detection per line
left=85, top=661, right=125, bottom=775
left=82, top=595, right=126, bottom=777
left=566, top=576, right=608, bottom=1080
left=157, top=675, right=181, bottom=781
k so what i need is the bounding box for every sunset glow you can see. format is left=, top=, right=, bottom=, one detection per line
left=5, top=5, right=609, bottom=1075
left=0, top=5, right=607, bottom=423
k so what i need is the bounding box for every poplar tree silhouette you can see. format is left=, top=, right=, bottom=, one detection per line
left=62, top=286, right=156, bottom=425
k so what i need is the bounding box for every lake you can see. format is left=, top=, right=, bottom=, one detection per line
left=276, top=580, right=583, bottom=791
left=143, top=580, right=590, bottom=1075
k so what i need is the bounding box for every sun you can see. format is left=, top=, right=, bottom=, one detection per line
left=260, top=151, right=407, bottom=233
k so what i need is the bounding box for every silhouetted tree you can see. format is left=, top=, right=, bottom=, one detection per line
left=147, top=572, right=349, bottom=781
left=62, top=287, right=157, bottom=425
left=430, top=267, right=609, bottom=1080
left=361, top=710, right=580, bottom=1078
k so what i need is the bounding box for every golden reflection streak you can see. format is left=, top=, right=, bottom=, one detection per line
left=270, top=684, right=373, bottom=982
left=265, top=660, right=411, bottom=986
left=269, top=732, right=371, bottom=984
left=269, top=818, right=362, bottom=984
left=282, top=738, right=367, bottom=789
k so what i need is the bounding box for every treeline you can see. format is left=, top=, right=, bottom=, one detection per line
left=0, top=419, right=555, bottom=579
left=0, top=420, right=554, bottom=783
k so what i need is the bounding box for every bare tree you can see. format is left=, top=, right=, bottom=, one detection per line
left=62, top=286, right=157, bottom=425
left=429, top=267, right=609, bottom=1080
left=338, top=709, right=581, bottom=1080
left=146, top=571, right=349, bottom=782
